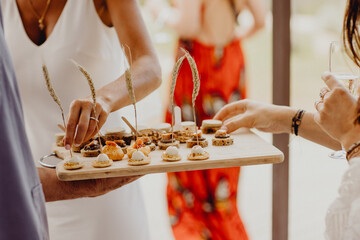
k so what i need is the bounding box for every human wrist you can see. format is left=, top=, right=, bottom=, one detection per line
left=341, top=132, right=360, bottom=150
left=275, top=106, right=297, bottom=134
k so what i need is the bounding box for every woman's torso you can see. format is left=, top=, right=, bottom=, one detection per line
left=185, top=0, right=245, bottom=47
left=1, top=0, right=150, bottom=239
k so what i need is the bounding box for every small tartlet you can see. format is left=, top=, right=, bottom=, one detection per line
left=162, top=146, right=181, bottom=162
left=128, top=150, right=151, bottom=166
left=63, top=156, right=84, bottom=170
left=127, top=139, right=151, bottom=158
left=92, top=153, right=113, bottom=168
left=212, top=130, right=234, bottom=146
left=186, top=130, right=208, bottom=148
left=102, top=141, right=124, bottom=161
left=187, top=145, right=209, bottom=161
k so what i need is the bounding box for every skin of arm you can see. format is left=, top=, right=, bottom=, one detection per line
left=236, top=0, right=266, bottom=39
left=38, top=168, right=141, bottom=202
left=214, top=99, right=341, bottom=150
left=64, top=0, right=162, bottom=148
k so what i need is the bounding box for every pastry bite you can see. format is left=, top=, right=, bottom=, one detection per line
left=104, top=127, right=126, bottom=141
left=102, top=141, right=124, bottom=161
left=187, top=145, right=210, bottom=161
left=186, top=130, right=208, bottom=148
left=162, top=146, right=182, bottom=162
left=128, top=150, right=151, bottom=166
left=63, top=155, right=84, bottom=170
left=114, top=140, right=128, bottom=154
left=55, top=132, right=65, bottom=147
left=127, top=139, right=151, bottom=158
left=139, top=128, right=162, bottom=146
left=158, top=133, right=180, bottom=150
left=201, top=119, right=222, bottom=134
left=71, top=140, right=91, bottom=153
left=212, top=130, right=234, bottom=146
left=174, top=121, right=196, bottom=143
left=138, top=136, right=156, bottom=151
left=92, top=153, right=113, bottom=168
left=81, top=140, right=102, bottom=157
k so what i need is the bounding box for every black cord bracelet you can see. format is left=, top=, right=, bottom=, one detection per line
left=291, top=109, right=305, bottom=136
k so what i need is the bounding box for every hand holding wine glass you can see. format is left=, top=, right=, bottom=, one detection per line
left=325, top=41, right=359, bottom=159
left=314, top=72, right=360, bottom=155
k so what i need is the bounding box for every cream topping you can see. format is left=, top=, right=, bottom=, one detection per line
left=97, top=153, right=110, bottom=162
left=165, top=146, right=179, bottom=156
left=191, top=145, right=204, bottom=155
left=132, top=151, right=146, bottom=160
left=66, top=155, right=81, bottom=163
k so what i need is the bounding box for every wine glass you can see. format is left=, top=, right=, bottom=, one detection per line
left=328, top=41, right=359, bottom=159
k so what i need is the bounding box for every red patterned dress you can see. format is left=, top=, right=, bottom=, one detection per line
left=165, top=39, right=248, bottom=240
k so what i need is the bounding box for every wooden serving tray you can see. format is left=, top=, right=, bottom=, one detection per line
left=55, top=129, right=283, bottom=181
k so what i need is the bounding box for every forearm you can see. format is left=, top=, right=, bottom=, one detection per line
left=38, top=168, right=97, bottom=202
left=96, top=54, right=161, bottom=113
left=277, top=107, right=341, bottom=150
left=38, top=167, right=141, bottom=202
left=264, top=105, right=340, bottom=150
left=297, top=112, right=341, bottom=150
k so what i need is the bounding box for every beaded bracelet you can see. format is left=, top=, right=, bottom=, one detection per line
left=346, top=140, right=360, bottom=161
left=291, top=109, right=305, bottom=136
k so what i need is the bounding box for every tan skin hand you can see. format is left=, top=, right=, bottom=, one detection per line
left=314, top=72, right=360, bottom=150
left=214, top=99, right=295, bottom=134
left=38, top=168, right=142, bottom=202
left=214, top=99, right=341, bottom=150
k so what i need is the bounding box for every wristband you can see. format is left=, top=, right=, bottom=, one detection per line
left=291, top=109, right=305, bottom=136
left=346, top=140, right=360, bottom=161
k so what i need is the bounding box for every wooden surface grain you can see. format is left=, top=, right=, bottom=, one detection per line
left=55, top=129, right=284, bottom=181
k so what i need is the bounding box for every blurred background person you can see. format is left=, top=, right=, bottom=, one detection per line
left=147, top=0, right=265, bottom=239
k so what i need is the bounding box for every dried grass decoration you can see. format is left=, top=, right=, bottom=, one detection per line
left=182, top=49, right=201, bottom=144
left=70, top=59, right=103, bottom=149
left=169, top=55, right=186, bottom=140
left=123, top=46, right=138, bottom=140
left=42, top=63, right=72, bottom=157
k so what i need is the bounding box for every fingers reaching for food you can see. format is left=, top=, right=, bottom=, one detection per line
left=64, top=98, right=109, bottom=149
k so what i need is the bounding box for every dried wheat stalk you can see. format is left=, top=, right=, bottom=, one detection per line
left=42, top=63, right=72, bottom=156
left=122, top=45, right=139, bottom=140
left=182, top=49, right=201, bottom=143
left=125, top=68, right=138, bottom=139
left=71, top=59, right=102, bottom=148
left=70, top=59, right=97, bottom=113
left=169, top=55, right=186, bottom=135
left=42, top=64, right=66, bottom=130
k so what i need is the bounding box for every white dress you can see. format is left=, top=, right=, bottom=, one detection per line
left=1, top=1, right=150, bottom=239
left=325, top=157, right=360, bottom=239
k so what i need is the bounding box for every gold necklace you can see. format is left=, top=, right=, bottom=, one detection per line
left=28, top=0, right=52, bottom=31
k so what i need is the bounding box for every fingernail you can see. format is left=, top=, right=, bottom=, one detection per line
left=65, top=144, right=71, bottom=150
left=74, top=143, right=81, bottom=147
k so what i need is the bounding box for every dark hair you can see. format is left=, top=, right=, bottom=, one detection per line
left=343, top=0, right=360, bottom=67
